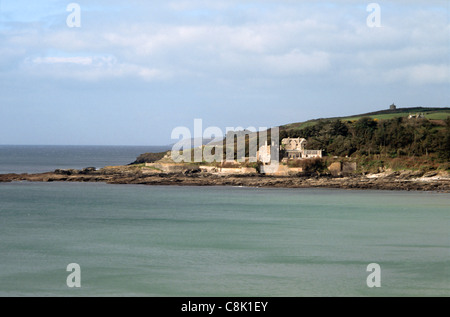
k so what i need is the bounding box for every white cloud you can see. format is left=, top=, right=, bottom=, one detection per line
left=168, top=0, right=232, bottom=11
left=32, top=56, right=93, bottom=66
left=264, top=50, right=330, bottom=75
left=22, top=55, right=167, bottom=81
left=1, top=1, right=449, bottom=145
left=385, top=64, right=450, bottom=85
left=1, top=1, right=448, bottom=85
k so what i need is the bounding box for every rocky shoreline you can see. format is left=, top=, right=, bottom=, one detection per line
left=0, top=165, right=449, bottom=192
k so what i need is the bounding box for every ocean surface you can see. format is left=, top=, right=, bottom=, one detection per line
left=0, top=146, right=449, bottom=297
left=0, top=145, right=170, bottom=174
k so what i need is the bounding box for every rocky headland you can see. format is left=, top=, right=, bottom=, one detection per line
left=1, top=165, right=449, bottom=192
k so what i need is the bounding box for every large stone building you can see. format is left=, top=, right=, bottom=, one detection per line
left=281, top=138, right=322, bottom=159
left=257, top=142, right=272, bottom=164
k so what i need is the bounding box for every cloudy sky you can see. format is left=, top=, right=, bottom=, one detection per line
left=0, top=0, right=448, bottom=145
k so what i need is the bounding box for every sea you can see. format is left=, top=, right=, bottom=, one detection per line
left=0, top=145, right=170, bottom=174
left=0, top=146, right=449, bottom=297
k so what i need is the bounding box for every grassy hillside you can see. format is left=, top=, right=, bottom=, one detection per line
left=283, top=107, right=450, bottom=130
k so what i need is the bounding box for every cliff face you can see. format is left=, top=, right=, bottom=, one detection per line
left=130, top=151, right=169, bottom=164
left=1, top=165, right=449, bottom=192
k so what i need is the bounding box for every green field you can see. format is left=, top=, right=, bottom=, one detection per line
left=340, top=111, right=450, bottom=122
left=424, top=112, right=450, bottom=120
left=282, top=107, right=450, bottom=130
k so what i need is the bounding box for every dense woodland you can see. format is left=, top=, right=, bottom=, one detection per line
left=280, top=117, right=450, bottom=161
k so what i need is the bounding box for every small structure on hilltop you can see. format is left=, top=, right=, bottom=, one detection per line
left=390, top=103, right=397, bottom=110
left=280, top=138, right=322, bottom=160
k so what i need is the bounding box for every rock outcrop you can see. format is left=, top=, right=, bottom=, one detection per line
left=1, top=165, right=449, bottom=192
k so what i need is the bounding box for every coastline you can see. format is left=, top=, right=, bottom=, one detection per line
left=1, top=165, right=449, bottom=192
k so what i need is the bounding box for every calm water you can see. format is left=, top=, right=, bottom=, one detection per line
left=0, top=182, right=448, bottom=297
left=0, top=145, right=170, bottom=174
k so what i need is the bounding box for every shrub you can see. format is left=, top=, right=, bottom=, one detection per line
left=288, top=158, right=327, bottom=173
left=131, top=151, right=168, bottom=164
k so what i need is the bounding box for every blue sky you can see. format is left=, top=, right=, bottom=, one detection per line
left=0, top=0, right=449, bottom=145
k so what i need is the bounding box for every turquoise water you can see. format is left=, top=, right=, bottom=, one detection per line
left=0, top=182, right=448, bottom=296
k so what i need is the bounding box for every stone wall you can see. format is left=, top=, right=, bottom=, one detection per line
left=342, top=162, right=357, bottom=174
left=260, top=165, right=303, bottom=176
left=328, top=161, right=357, bottom=176
left=199, top=166, right=258, bottom=175
left=145, top=163, right=200, bottom=173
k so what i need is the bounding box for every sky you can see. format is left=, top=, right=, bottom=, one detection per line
left=0, top=0, right=449, bottom=145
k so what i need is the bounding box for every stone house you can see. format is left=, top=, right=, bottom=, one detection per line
left=408, top=113, right=424, bottom=119
left=281, top=138, right=322, bottom=159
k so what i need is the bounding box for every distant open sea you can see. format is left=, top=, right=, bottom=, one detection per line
left=0, top=145, right=170, bottom=174
left=0, top=145, right=449, bottom=297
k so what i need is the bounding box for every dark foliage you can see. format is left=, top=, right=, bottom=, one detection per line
left=281, top=117, right=450, bottom=162
left=131, top=151, right=168, bottom=164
